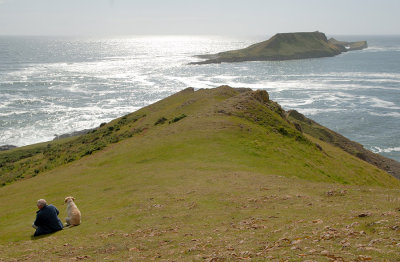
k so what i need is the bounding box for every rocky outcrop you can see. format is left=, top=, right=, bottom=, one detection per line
left=191, top=32, right=367, bottom=64
left=54, top=128, right=95, bottom=140
left=0, top=145, right=17, bottom=151
left=328, top=38, right=368, bottom=51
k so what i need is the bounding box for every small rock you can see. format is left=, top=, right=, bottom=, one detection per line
left=291, top=239, right=302, bottom=245
left=381, top=211, right=396, bottom=216
left=326, top=189, right=347, bottom=196
left=312, top=219, right=323, bottom=224
left=320, top=250, right=329, bottom=255
left=342, top=242, right=350, bottom=248
left=368, top=238, right=382, bottom=246
left=358, top=212, right=371, bottom=218
left=240, top=251, right=251, bottom=257
left=74, top=256, right=91, bottom=261
left=374, top=219, right=388, bottom=224
left=358, top=255, right=372, bottom=261
left=346, top=222, right=359, bottom=228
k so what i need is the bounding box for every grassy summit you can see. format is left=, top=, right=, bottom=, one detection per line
left=192, top=32, right=367, bottom=64
left=1, top=86, right=399, bottom=261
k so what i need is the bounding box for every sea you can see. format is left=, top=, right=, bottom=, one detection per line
left=0, top=35, right=399, bottom=162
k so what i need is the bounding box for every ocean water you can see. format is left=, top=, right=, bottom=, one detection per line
left=0, top=35, right=399, bottom=161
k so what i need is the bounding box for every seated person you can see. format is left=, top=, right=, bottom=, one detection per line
left=32, top=199, right=63, bottom=236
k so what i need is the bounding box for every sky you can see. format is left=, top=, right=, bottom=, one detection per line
left=0, top=0, right=399, bottom=36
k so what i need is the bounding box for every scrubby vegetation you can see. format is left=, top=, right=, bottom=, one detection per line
left=0, top=113, right=146, bottom=185
left=169, top=114, right=187, bottom=124
left=154, top=117, right=167, bottom=126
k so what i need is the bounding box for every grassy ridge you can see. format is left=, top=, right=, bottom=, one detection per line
left=1, top=86, right=399, bottom=261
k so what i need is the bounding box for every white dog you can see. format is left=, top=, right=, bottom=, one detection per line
left=64, top=196, right=81, bottom=227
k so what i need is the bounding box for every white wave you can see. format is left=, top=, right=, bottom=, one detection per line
left=277, top=98, right=315, bottom=107
left=212, top=75, right=240, bottom=81
left=285, top=107, right=346, bottom=116
left=164, top=75, right=219, bottom=89
left=48, top=83, right=98, bottom=95
left=366, top=97, right=400, bottom=110
left=372, top=146, right=400, bottom=154
left=362, top=46, right=400, bottom=53
left=369, top=111, right=400, bottom=118
left=306, top=72, right=400, bottom=82
left=0, top=111, right=33, bottom=117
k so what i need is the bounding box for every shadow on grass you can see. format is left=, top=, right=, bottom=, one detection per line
left=30, top=230, right=61, bottom=240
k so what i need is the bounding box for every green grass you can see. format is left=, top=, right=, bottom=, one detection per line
left=217, top=32, right=341, bottom=61
left=1, top=86, right=399, bottom=261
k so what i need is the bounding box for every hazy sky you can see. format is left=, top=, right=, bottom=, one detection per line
left=0, top=0, right=399, bottom=36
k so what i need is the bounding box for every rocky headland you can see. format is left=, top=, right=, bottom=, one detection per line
left=191, top=31, right=367, bottom=64
left=0, top=145, right=17, bottom=151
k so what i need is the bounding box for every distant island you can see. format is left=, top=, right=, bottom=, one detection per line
left=191, top=31, right=367, bottom=64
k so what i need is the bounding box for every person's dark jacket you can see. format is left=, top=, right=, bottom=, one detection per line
left=33, top=204, right=63, bottom=236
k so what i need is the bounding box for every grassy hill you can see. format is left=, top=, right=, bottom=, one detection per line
left=192, top=32, right=367, bottom=64
left=1, top=86, right=399, bottom=261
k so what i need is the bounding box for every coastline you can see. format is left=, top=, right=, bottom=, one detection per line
left=0, top=35, right=398, bottom=167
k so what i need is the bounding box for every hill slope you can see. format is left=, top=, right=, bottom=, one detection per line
left=1, top=86, right=399, bottom=261
left=287, top=110, right=400, bottom=179
left=192, top=32, right=367, bottom=64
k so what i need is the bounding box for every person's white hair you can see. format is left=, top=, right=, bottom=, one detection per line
left=37, top=199, right=47, bottom=207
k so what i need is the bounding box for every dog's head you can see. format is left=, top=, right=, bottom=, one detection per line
left=64, top=196, right=75, bottom=204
